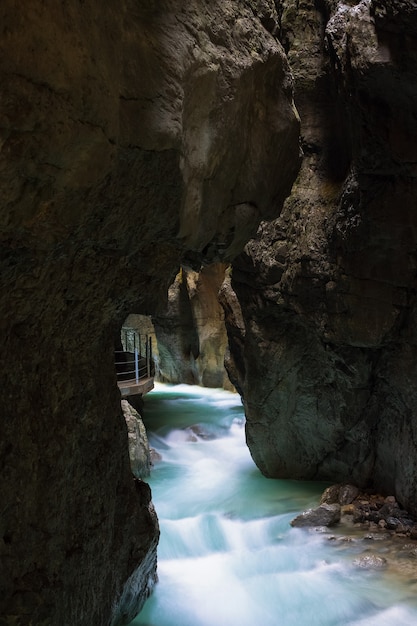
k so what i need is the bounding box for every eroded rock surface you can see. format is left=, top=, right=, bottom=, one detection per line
left=153, top=264, right=234, bottom=389
left=0, top=1, right=299, bottom=624
left=224, top=0, right=417, bottom=513
left=291, top=503, right=341, bottom=528
left=121, top=400, right=151, bottom=480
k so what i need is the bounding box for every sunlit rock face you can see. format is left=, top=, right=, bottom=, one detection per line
left=153, top=265, right=234, bottom=390
left=0, top=1, right=299, bottom=624
left=127, top=266, right=234, bottom=390
left=225, top=0, right=417, bottom=513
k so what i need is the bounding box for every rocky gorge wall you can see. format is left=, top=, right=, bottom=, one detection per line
left=224, top=0, right=417, bottom=514
left=0, top=1, right=300, bottom=624
left=123, top=266, right=233, bottom=390
left=152, top=264, right=234, bottom=390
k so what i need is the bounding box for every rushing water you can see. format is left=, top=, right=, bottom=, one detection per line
left=128, top=384, right=417, bottom=626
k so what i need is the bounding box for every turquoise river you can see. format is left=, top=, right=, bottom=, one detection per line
left=128, top=383, right=417, bottom=626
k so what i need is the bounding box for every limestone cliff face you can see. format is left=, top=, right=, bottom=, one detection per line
left=225, top=0, right=417, bottom=513
left=0, top=1, right=299, bottom=624
left=122, top=400, right=151, bottom=480
left=124, top=267, right=234, bottom=390
left=153, top=265, right=234, bottom=390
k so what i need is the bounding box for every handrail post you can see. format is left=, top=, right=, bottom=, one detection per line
left=135, top=348, right=139, bottom=383
left=149, top=337, right=152, bottom=377
left=146, top=337, right=149, bottom=378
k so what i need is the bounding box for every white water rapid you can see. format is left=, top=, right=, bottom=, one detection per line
left=128, top=384, right=417, bottom=626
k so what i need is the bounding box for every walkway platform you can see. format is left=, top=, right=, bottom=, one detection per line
left=115, top=333, right=154, bottom=398
left=117, top=376, right=154, bottom=398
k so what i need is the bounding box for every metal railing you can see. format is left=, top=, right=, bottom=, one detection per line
left=115, top=334, right=153, bottom=385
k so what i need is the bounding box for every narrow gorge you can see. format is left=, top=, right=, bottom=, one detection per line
left=1, top=1, right=416, bottom=625
left=225, top=0, right=417, bottom=512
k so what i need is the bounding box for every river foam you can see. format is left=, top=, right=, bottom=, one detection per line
left=128, top=384, right=417, bottom=626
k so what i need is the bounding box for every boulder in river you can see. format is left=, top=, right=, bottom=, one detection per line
left=291, top=503, right=341, bottom=528
left=353, top=555, right=387, bottom=570
left=321, top=484, right=360, bottom=506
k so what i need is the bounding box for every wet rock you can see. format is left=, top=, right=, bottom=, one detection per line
left=353, top=555, right=388, bottom=570
left=341, top=504, right=356, bottom=515
left=386, top=517, right=401, bottom=531
left=333, top=536, right=356, bottom=544
left=410, top=526, right=417, bottom=540
left=121, top=400, right=151, bottom=479
left=339, top=485, right=361, bottom=506
left=363, top=533, right=391, bottom=542
left=150, top=449, right=163, bottom=466
left=321, top=484, right=359, bottom=506
left=405, top=547, right=417, bottom=559
left=320, top=485, right=341, bottom=505
left=317, top=485, right=417, bottom=541
left=184, top=425, right=217, bottom=441
left=291, top=503, right=341, bottom=528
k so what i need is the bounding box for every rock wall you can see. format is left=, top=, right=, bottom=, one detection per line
left=153, top=265, right=234, bottom=390
left=125, top=267, right=234, bottom=390
left=0, top=1, right=299, bottom=624
left=225, top=0, right=417, bottom=513
left=122, top=400, right=152, bottom=480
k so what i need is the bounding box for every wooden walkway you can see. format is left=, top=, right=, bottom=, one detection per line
left=117, top=376, right=154, bottom=398
left=115, top=332, right=154, bottom=398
